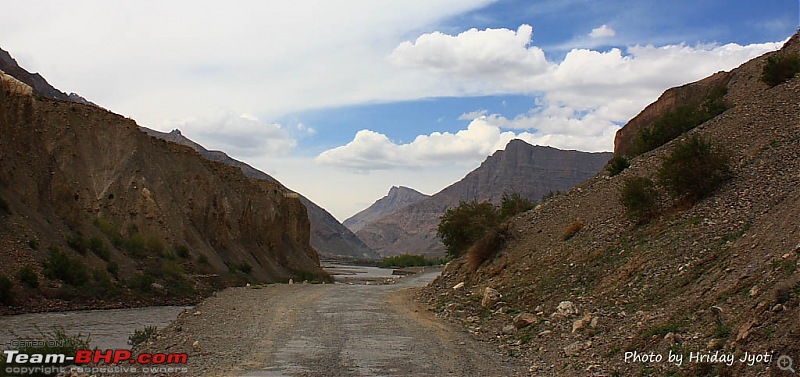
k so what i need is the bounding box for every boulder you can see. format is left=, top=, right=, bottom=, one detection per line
left=513, top=313, right=538, bottom=329
left=481, top=287, right=502, bottom=309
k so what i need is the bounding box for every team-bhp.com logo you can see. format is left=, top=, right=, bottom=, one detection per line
left=4, top=349, right=189, bottom=375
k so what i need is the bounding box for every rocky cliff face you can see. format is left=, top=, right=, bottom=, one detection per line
left=343, top=186, right=429, bottom=233
left=355, top=140, right=612, bottom=256
left=0, top=70, right=326, bottom=313
left=421, top=32, right=800, bottom=376
left=143, top=128, right=379, bottom=260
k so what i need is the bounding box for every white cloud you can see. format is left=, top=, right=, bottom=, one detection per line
left=589, top=25, right=616, bottom=38
left=165, top=111, right=297, bottom=157
left=389, top=24, right=551, bottom=89
left=318, top=27, right=782, bottom=171
left=316, top=120, right=523, bottom=171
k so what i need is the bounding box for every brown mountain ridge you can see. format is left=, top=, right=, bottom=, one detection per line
left=0, top=66, right=326, bottom=313
left=355, top=140, right=612, bottom=256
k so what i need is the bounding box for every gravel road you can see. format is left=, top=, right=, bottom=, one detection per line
left=135, top=269, right=526, bottom=376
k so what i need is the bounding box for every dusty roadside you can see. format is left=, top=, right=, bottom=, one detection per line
left=127, top=270, right=528, bottom=376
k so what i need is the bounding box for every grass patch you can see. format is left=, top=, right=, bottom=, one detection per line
left=128, top=325, right=158, bottom=348
left=2, top=326, right=92, bottom=370
left=562, top=219, right=584, bottom=241
left=174, top=245, right=190, bottom=259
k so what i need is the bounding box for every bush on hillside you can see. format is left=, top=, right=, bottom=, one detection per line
left=620, top=176, right=661, bottom=224
left=499, top=192, right=536, bottom=221
left=631, top=86, right=728, bottom=156
left=17, top=266, right=39, bottom=289
left=437, top=200, right=498, bottom=258
left=658, top=135, right=730, bottom=204
left=467, top=226, right=508, bottom=271
left=43, top=247, right=89, bottom=286
left=0, top=275, right=13, bottom=305
left=760, top=52, right=800, bottom=87
left=561, top=219, right=584, bottom=240
left=607, top=155, right=630, bottom=176
left=379, top=254, right=446, bottom=268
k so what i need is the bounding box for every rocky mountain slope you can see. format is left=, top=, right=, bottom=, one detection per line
left=420, top=33, right=800, bottom=375
left=0, top=48, right=95, bottom=106
left=0, top=66, right=326, bottom=313
left=356, top=140, right=612, bottom=256
left=343, top=186, right=429, bottom=233
left=142, top=128, right=379, bottom=260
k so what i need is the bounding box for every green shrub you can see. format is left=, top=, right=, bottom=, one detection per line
left=0, top=275, right=13, bottom=304
left=658, top=135, right=730, bottom=203
left=760, top=52, right=800, bottom=87
left=437, top=200, right=499, bottom=258
left=620, top=176, right=661, bottom=223
left=607, top=155, right=630, bottom=176
left=93, top=217, right=123, bottom=248
left=17, top=266, right=39, bottom=289
left=124, top=234, right=146, bottom=256
left=499, top=192, right=535, bottom=221
left=28, top=239, right=38, bottom=250
left=380, top=254, right=446, bottom=268
left=43, top=247, right=89, bottom=286
left=65, top=234, right=88, bottom=254
left=128, top=273, right=155, bottom=293
left=145, top=236, right=166, bottom=255
left=197, top=254, right=210, bottom=266
left=106, top=261, right=119, bottom=278
left=235, top=261, right=253, bottom=274
left=631, top=86, right=728, bottom=156
left=88, top=237, right=110, bottom=260
left=174, top=245, right=191, bottom=259
left=128, top=325, right=158, bottom=348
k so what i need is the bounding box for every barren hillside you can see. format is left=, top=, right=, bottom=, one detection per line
left=420, top=33, right=800, bottom=375
left=0, top=70, right=326, bottom=314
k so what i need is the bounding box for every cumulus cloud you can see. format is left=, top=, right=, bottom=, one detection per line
left=166, top=111, right=297, bottom=157
left=589, top=25, right=616, bottom=38
left=318, top=26, right=782, bottom=171
left=389, top=24, right=550, bottom=85
left=316, top=120, right=522, bottom=171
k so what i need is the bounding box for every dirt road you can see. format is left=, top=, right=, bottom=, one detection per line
left=137, top=270, right=526, bottom=376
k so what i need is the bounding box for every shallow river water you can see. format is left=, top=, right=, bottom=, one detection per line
left=0, top=306, right=190, bottom=350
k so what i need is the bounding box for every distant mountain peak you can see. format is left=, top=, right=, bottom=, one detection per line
left=343, top=186, right=430, bottom=233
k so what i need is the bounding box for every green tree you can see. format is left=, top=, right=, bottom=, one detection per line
left=437, top=200, right=498, bottom=258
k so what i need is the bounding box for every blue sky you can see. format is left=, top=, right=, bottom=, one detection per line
left=1, top=0, right=797, bottom=220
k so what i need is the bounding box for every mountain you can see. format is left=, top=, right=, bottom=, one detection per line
left=0, top=56, right=327, bottom=313
left=141, top=128, right=379, bottom=260
left=420, top=32, right=800, bottom=375
left=355, top=140, right=612, bottom=256
left=0, top=47, right=96, bottom=107
left=343, top=186, right=429, bottom=233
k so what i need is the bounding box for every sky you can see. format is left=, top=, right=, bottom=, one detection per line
left=1, top=0, right=797, bottom=221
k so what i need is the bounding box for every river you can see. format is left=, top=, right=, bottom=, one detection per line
left=0, top=264, right=399, bottom=351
